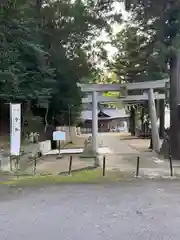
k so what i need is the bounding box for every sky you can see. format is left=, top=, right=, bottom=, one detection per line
left=99, top=2, right=129, bottom=58
left=94, top=2, right=129, bottom=70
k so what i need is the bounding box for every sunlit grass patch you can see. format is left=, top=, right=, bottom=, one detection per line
left=2, top=169, right=103, bottom=187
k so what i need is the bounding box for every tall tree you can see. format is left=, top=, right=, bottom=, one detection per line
left=0, top=0, right=122, bottom=128
left=0, top=2, right=54, bottom=102
left=124, top=0, right=180, bottom=158
left=35, top=0, right=121, bottom=125
left=111, top=19, right=168, bottom=83
left=110, top=21, right=166, bottom=135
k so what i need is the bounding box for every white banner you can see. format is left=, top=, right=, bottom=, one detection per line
left=10, top=104, right=21, bottom=156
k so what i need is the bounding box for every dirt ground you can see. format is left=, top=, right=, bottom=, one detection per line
left=27, top=154, right=95, bottom=175
left=24, top=133, right=174, bottom=178
left=119, top=135, right=163, bottom=152
left=0, top=135, right=9, bottom=149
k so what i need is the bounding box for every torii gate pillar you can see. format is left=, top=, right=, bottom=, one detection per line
left=148, top=88, right=161, bottom=153
left=92, top=91, right=98, bottom=157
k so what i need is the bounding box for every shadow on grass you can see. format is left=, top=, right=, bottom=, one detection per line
left=2, top=168, right=177, bottom=189
left=0, top=169, right=135, bottom=187
left=59, top=165, right=98, bottom=175
left=1, top=169, right=104, bottom=187
left=119, top=137, right=151, bottom=141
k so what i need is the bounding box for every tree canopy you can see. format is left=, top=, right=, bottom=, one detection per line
left=0, top=0, right=121, bottom=125
left=110, top=8, right=169, bottom=84
left=124, top=0, right=180, bottom=158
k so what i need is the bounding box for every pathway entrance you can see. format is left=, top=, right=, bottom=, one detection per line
left=101, top=133, right=139, bottom=155
left=98, top=133, right=180, bottom=177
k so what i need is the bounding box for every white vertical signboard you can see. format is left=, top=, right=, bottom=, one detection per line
left=10, top=104, right=21, bottom=156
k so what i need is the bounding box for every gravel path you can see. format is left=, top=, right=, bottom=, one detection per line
left=0, top=181, right=180, bottom=239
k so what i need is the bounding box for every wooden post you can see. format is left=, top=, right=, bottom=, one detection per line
left=169, top=155, right=173, bottom=177
left=56, top=140, right=61, bottom=159
left=15, top=156, right=20, bottom=180
left=10, top=156, right=13, bottom=171
left=103, top=156, right=106, bottom=176
left=0, top=145, right=3, bottom=171
left=59, top=140, right=61, bottom=156
left=136, top=156, right=140, bottom=177
left=16, top=156, right=20, bottom=171
left=33, top=157, right=37, bottom=176
left=68, top=156, right=72, bottom=175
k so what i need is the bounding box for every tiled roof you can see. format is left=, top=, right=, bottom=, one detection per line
left=81, top=108, right=129, bottom=120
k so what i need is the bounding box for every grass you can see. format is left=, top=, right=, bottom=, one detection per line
left=0, top=168, right=137, bottom=187
left=1, top=169, right=103, bottom=187
left=1, top=168, right=177, bottom=188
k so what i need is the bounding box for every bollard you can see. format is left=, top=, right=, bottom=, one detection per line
left=15, top=156, right=20, bottom=180
left=169, top=155, right=173, bottom=177
left=0, top=145, right=3, bottom=170
left=136, top=156, right=140, bottom=177
left=0, top=156, right=1, bottom=170
left=10, top=156, right=13, bottom=171
left=16, top=156, right=20, bottom=171
left=68, top=156, right=73, bottom=175
left=33, top=157, right=37, bottom=176
left=103, top=156, right=106, bottom=176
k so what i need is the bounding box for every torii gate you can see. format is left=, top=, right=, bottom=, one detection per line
left=79, top=79, right=169, bottom=156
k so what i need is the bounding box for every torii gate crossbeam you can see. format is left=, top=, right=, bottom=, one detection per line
left=79, top=79, right=169, bottom=158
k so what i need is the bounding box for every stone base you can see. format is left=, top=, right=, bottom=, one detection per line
left=39, top=140, right=51, bottom=155
left=160, top=140, right=170, bottom=159
left=160, top=128, right=170, bottom=159
left=80, top=148, right=97, bottom=158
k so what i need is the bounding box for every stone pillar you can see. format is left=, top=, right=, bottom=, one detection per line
left=148, top=89, right=161, bottom=153
left=159, top=99, right=165, bottom=138
left=92, top=91, right=98, bottom=155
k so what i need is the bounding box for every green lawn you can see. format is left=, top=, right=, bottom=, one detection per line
left=0, top=169, right=135, bottom=187
left=1, top=169, right=103, bottom=186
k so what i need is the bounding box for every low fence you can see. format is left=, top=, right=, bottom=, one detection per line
left=1, top=154, right=175, bottom=178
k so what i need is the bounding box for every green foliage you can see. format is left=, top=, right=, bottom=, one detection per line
left=0, top=0, right=122, bottom=125
left=0, top=3, right=54, bottom=101
left=126, top=0, right=180, bottom=61
left=111, top=20, right=168, bottom=84
left=125, top=0, right=180, bottom=158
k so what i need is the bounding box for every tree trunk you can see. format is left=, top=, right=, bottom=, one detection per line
left=169, top=53, right=180, bottom=159
left=159, top=99, right=165, bottom=138
left=44, top=105, right=49, bottom=133
left=21, top=101, right=30, bottom=137
left=36, top=0, right=42, bottom=14
left=129, top=106, right=136, bottom=136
